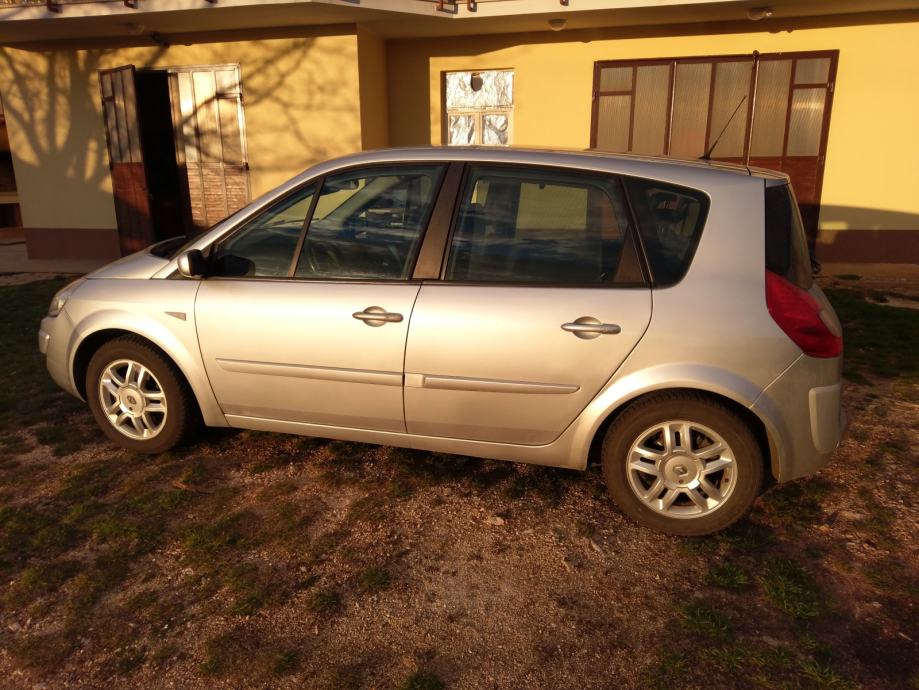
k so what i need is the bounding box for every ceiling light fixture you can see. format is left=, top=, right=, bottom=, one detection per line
left=747, top=6, right=774, bottom=21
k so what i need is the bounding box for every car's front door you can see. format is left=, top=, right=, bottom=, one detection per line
left=195, top=163, right=447, bottom=432
left=404, top=164, right=654, bottom=445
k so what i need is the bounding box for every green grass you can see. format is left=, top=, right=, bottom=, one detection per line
left=680, top=601, right=732, bottom=641
left=756, top=559, right=822, bottom=621
left=706, top=562, right=750, bottom=589
left=398, top=671, right=445, bottom=690
left=824, top=287, right=919, bottom=382
left=799, top=661, right=858, bottom=690
left=308, top=586, right=341, bottom=612
left=0, top=279, right=86, bottom=435
left=357, top=565, right=392, bottom=593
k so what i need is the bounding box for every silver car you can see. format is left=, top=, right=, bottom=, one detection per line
left=38, top=147, right=845, bottom=535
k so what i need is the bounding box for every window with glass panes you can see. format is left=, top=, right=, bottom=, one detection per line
left=590, top=51, right=837, bottom=239
left=444, top=70, right=514, bottom=146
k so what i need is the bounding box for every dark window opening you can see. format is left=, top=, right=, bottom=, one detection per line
left=765, top=183, right=812, bottom=290
left=135, top=71, right=186, bottom=243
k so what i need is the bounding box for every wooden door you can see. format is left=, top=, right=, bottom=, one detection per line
left=99, top=65, right=155, bottom=254
left=167, top=66, right=250, bottom=233
left=591, top=51, right=838, bottom=247
left=746, top=53, right=837, bottom=249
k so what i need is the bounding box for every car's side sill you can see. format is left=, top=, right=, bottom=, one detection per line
left=224, top=414, right=582, bottom=470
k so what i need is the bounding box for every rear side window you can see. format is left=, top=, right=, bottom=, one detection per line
left=623, top=177, right=709, bottom=286
left=765, top=183, right=812, bottom=289
left=445, top=165, right=645, bottom=285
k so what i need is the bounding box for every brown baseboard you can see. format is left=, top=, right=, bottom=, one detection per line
left=816, top=229, right=919, bottom=264
left=25, top=227, right=121, bottom=261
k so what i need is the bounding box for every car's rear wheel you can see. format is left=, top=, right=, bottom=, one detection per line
left=602, top=392, right=763, bottom=536
left=86, top=336, right=197, bottom=454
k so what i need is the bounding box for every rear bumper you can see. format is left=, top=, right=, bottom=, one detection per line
left=752, top=354, right=845, bottom=482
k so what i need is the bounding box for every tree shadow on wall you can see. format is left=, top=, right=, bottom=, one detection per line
left=0, top=34, right=359, bottom=234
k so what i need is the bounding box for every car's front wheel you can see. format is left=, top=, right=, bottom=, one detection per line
left=86, top=336, right=198, bottom=454
left=602, top=392, right=764, bottom=536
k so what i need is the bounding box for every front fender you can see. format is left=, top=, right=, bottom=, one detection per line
left=64, top=279, right=227, bottom=428
left=566, top=362, right=773, bottom=469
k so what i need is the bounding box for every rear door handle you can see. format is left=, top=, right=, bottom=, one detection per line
left=353, top=306, right=403, bottom=326
left=562, top=317, right=621, bottom=340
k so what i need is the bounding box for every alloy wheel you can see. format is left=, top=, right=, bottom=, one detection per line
left=98, top=358, right=168, bottom=440
left=626, top=420, right=736, bottom=519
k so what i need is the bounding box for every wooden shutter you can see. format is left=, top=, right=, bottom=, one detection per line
left=168, top=65, right=250, bottom=232
left=99, top=65, right=154, bottom=254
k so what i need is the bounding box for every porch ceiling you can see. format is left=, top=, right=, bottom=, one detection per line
left=0, top=0, right=917, bottom=45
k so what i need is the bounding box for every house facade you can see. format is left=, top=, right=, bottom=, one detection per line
left=0, top=0, right=916, bottom=263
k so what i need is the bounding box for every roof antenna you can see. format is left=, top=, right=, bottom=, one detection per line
left=700, top=95, right=747, bottom=160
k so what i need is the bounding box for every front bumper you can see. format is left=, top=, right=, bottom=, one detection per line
left=752, top=354, right=845, bottom=482
left=39, top=314, right=81, bottom=399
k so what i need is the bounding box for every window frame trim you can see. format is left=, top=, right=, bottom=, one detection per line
left=207, top=161, right=453, bottom=283
left=433, top=162, right=652, bottom=289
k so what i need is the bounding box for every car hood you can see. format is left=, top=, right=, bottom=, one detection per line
left=85, top=249, right=170, bottom=280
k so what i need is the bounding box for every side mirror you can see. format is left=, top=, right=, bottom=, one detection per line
left=177, top=249, right=206, bottom=278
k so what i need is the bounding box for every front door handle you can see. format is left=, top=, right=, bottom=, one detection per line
left=562, top=316, right=621, bottom=340
left=353, top=306, right=403, bottom=326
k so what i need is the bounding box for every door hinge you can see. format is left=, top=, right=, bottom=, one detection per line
left=828, top=81, right=835, bottom=93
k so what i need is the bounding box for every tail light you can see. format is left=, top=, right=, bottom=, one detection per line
left=765, top=270, right=842, bottom=358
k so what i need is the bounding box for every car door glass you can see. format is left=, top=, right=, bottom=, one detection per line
left=445, top=165, right=643, bottom=284
left=295, top=164, right=445, bottom=280
left=212, top=184, right=315, bottom=277
left=623, top=177, right=709, bottom=286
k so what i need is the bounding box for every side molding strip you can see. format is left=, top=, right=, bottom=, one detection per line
left=407, top=372, right=579, bottom=395
left=216, top=358, right=402, bottom=387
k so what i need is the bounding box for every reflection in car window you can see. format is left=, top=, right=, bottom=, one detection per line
left=294, top=164, right=445, bottom=280
left=623, top=177, right=709, bottom=286
left=445, top=165, right=644, bottom=284
left=213, top=185, right=315, bottom=277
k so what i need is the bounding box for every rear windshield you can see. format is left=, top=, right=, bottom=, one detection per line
left=764, top=183, right=812, bottom=289
left=623, top=177, right=709, bottom=286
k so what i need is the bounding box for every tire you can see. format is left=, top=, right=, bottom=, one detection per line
left=601, top=392, right=764, bottom=536
left=86, top=336, right=199, bottom=454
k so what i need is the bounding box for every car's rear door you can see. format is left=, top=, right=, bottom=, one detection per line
left=404, top=164, right=652, bottom=445
left=195, top=162, right=450, bottom=432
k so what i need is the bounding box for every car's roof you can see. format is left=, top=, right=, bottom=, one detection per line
left=303, top=146, right=789, bottom=184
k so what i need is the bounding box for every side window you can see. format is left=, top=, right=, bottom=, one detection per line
left=295, top=164, right=445, bottom=280
left=212, top=184, right=315, bottom=277
left=765, top=183, right=812, bottom=289
left=623, top=177, right=709, bottom=286
left=445, top=165, right=644, bottom=284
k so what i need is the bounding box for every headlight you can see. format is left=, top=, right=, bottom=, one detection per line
left=47, top=278, right=85, bottom=318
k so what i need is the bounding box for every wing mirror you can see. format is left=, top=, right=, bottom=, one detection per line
left=177, top=249, right=206, bottom=278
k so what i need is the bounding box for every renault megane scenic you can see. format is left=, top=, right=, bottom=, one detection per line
left=39, top=147, right=845, bottom=535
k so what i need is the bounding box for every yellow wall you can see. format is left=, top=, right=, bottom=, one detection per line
left=387, top=14, right=919, bottom=240
left=0, top=28, right=364, bottom=230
